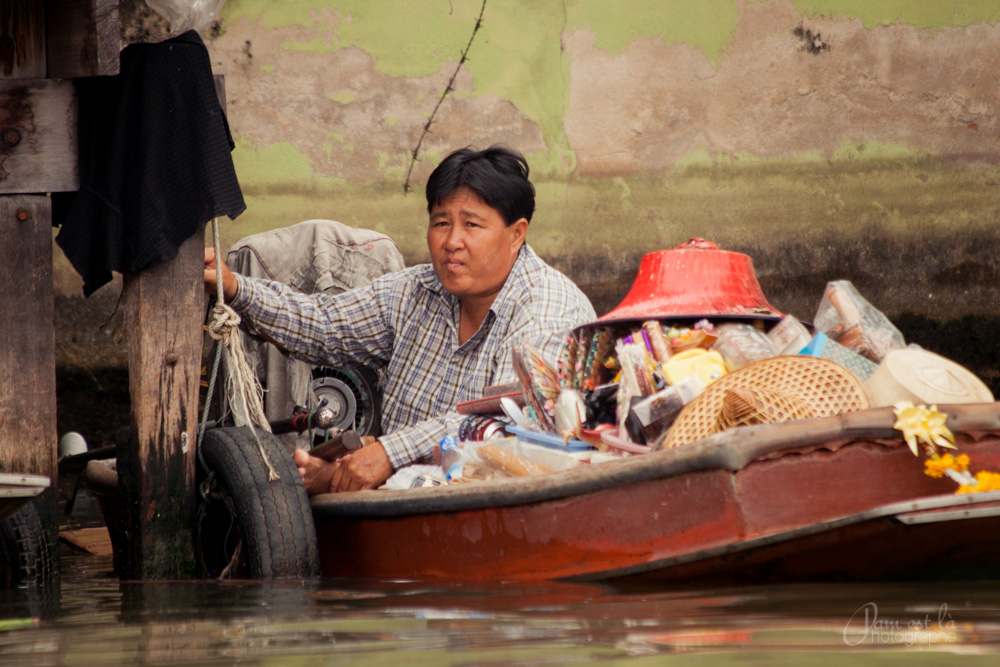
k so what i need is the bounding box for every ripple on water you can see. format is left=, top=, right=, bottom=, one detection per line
left=1, top=550, right=1000, bottom=665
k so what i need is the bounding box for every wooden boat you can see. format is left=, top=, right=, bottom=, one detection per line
left=80, top=402, right=1000, bottom=583
left=311, top=402, right=1000, bottom=584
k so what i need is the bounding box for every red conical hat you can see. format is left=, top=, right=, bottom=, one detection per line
left=598, top=239, right=783, bottom=323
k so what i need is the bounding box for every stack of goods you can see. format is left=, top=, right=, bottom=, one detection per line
left=507, top=239, right=994, bottom=456
left=435, top=238, right=995, bottom=485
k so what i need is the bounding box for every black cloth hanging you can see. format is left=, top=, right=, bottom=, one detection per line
left=55, top=30, right=245, bottom=296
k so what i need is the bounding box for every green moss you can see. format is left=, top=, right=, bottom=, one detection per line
left=218, top=154, right=999, bottom=281
left=375, top=150, right=408, bottom=181
left=259, top=64, right=275, bottom=73
left=232, top=139, right=317, bottom=190
left=786, top=0, right=1000, bottom=29
left=831, top=140, right=929, bottom=163
left=671, top=147, right=715, bottom=174
left=328, top=90, right=357, bottom=104
left=566, top=0, right=740, bottom=62
left=224, top=0, right=476, bottom=77
left=222, top=1, right=573, bottom=172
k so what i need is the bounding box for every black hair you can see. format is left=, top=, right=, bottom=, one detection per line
left=425, top=145, right=535, bottom=225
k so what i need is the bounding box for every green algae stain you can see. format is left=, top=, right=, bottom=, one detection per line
left=566, top=0, right=739, bottom=62
left=328, top=90, right=357, bottom=104
left=222, top=1, right=573, bottom=171
left=831, top=140, right=928, bottom=163
left=260, top=64, right=275, bottom=73
left=223, top=0, right=476, bottom=78
left=463, top=0, right=573, bottom=165
left=375, top=150, right=407, bottom=181
left=786, top=1, right=1000, bottom=29
left=672, top=147, right=715, bottom=174
left=232, top=139, right=316, bottom=189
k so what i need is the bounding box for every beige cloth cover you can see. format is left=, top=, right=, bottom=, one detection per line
left=222, top=219, right=405, bottom=449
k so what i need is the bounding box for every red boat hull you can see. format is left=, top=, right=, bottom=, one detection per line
left=313, top=404, right=1000, bottom=583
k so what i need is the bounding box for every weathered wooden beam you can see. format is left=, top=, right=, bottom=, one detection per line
left=0, top=195, right=58, bottom=552
left=0, top=79, right=77, bottom=193
left=0, top=1, right=46, bottom=79
left=118, top=230, right=205, bottom=580
left=0, top=196, right=56, bottom=480
left=46, top=0, right=120, bottom=78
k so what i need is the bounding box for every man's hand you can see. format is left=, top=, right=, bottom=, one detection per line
left=291, top=448, right=336, bottom=495
left=330, top=441, right=394, bottom=492
left=204, top=247, right=238, bottom=300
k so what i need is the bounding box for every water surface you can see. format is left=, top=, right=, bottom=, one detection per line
left=2, top=548, right=1000, bottom=665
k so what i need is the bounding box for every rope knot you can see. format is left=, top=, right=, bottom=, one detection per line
left=208, top=303, right=241, bottom=342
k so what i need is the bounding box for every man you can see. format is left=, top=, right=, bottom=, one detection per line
left=204, top=145, right=595, bottom=493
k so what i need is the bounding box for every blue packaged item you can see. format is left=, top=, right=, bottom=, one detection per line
left=800, top=333, right=878, bottom=381
left=506, top=425, right=595, bottom=451
left=439, top=436, right=463, bottom=481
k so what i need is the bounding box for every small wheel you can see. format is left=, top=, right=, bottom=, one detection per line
left=1, top=501, right=56, bottom=589
left=197, top=426, right=319, bottom=579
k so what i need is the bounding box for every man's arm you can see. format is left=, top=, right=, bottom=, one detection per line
left=224, top=269, right=396, bottom=371
left=378, top=411, right=465, bottom=470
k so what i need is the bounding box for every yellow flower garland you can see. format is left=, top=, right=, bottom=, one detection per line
left=923, top=453, right=969, bottom=479
left=893, top=402, right=1000, bottom=495
left=957, top=471, right=1000, bottom=494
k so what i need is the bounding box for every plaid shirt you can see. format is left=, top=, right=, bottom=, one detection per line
left=231, top=244, right=596, bottom=468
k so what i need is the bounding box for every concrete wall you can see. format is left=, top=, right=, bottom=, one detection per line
left=56, top=0, right=1000, bottom=392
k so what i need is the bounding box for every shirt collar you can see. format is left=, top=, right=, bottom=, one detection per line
left=487, top=244, right=532, bottom=321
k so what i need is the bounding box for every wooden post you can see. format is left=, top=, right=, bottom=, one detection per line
left=0, top=195, right=58, bottom=580
left=0, top=0, right=64, bottom=573
left=0, top=2, right=46, bottom=79
left=0, top=79, right=78, bottom=194
left=45, top=0, right=120, bottom=78
left=118, top=231, right=206, bottom=579
left=0, top=196, right=57, bottom=491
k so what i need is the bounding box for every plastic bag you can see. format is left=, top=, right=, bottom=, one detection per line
left=464, top=438, right=578, bottom=480
left=145, top=0, right=228, bottom=34
left=712, top=323, right=776, bottom=371
left=813, top=281, right=905, bottom=363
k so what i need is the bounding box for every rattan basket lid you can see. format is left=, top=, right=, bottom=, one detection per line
left=657, top=355, right=870, bottom=449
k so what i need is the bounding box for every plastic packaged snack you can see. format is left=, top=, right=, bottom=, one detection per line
left=625, top=375, right=704, bottom=443
left=766, top=316, right=812, bottom=356
left=468, top=438, right=578, bottom=478
left=813, top=281, right=905, bottom=363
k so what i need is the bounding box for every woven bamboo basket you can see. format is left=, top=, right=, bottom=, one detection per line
left=656, top=355, right=870, bottom=450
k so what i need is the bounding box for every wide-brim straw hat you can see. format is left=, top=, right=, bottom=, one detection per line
left=655, top=355, right=870, bottom=450
left=864, top=348, right=994, bottom=408
left=596, top=238, right=784, bottom=325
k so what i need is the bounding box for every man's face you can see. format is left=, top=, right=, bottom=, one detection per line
left=427, top=187, right=527, bottom=304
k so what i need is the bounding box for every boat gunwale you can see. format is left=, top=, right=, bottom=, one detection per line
left=311, top=402, right=1000, bottom=519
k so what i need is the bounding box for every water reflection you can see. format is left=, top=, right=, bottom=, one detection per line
left=2, top=549, right=1000, bottom=665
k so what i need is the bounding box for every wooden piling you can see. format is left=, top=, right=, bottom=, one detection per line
left=0, top=196, right=58, bottom=533
left=118, top=232, right=205, bottom=580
